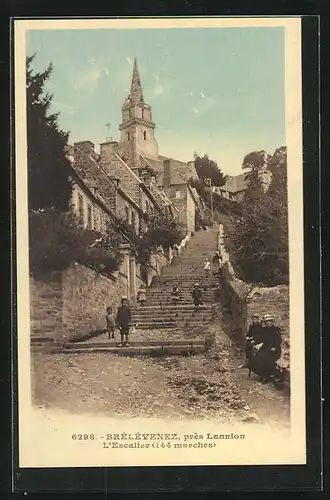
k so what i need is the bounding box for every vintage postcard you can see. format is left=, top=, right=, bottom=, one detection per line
left=14, top=17, right=305, bottom=469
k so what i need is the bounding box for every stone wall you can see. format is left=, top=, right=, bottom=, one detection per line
left=30, top=249, right=171, bottom=342
left=30, top=263, right=128, bottom=343
left=29, top=271, right=63, bottom=340
left=61, top=263, right=128, bottom=341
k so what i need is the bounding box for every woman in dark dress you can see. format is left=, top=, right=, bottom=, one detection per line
left=245, top=314, right=263, bottom=366
left=249, top=314, right=282, bottom=383
left=192, top=283, right=203, bottom=308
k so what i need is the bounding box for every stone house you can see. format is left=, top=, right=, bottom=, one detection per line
left=213, top=166, right=273, bottom=202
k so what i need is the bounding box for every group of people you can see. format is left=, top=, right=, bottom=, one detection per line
left=203, top=251, right=223, bottom=277
left=245, top=313, right=282, bottom=384
left=169, top=283, right=203, bottom=308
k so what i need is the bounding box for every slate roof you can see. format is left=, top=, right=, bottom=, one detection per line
left=141, top=154, right=198, bottom=186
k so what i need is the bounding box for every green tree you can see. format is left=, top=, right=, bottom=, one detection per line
left=147, top=212, right=184, bottom=249
left=26, top=54, right=72, bottom=210
left=193, top=153, right=227, bottom=186
left=226, top=148, right=288, bottom=285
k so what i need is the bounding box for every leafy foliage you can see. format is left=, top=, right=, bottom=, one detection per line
left=147, top=212, right=184, bottom=249
left=193, top=153, right=227, bottom=186
left=114, top=217, right=154, bottom=266
left=26, top=54, right=72, bottom=210
left=29, top=209, right=122, bottom=276
left=114, top=212, right=184, bottom=266
left=226, top=147, right=288, bottom=285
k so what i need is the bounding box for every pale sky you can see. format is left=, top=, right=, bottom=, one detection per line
left=27, top=26, right=285, bottom=176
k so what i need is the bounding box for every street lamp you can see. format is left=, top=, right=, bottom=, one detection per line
left=208, top=178, right=214, bottom=223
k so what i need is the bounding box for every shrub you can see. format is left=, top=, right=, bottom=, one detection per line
left=29, top=209, right=122, bottom=277
left=114, top=212, right=184, bottom=266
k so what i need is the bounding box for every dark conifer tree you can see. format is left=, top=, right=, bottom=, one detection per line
left=193, top=152, right=227, bottom=186
left=26, top=54, right=72, bottom=211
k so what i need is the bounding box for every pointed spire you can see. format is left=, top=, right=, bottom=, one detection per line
left=130, top=58, right=144, bottom=104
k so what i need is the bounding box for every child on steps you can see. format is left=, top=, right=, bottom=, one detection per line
left=105, top=306, right=116, bottom=339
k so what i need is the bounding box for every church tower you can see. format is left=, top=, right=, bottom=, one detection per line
left=119, top=58, right=159, bottom=167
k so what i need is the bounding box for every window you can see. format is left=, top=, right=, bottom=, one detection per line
left=127, top=132, right=130, bottom=141
left=128, top=109, right=132, bottom=119
left=175, top=190, right=181, bottom=199
left=125, top=206, right=129, bottom=221
left=78, top=194, right=84, bottom=223
left=143, top=130, right=147, bottom=140
left=131, top=211, right=136, bottom=232
left=97, top=213, right=101, bottom=231
left=87, top=204, right=93, bottom=229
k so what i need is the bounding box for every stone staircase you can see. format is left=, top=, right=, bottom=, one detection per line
left=131, top=227, right=220, bottom=330
left=36, top=226, right=221, bottom=356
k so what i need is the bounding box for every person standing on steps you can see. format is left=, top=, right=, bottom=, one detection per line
left=192, top=283, right=203, bottom=308
left=173, top=243, right=180, bottom=258
left=204, top=258, right=211, bottom=277
left=137, top=284, right=147, bottom=307
left=116, top=297, right=131, bottom=347
left=212, top=250, right=222, bottom=275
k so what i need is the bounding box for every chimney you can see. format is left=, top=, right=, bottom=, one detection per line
left=163, top=159, right=171, bottom=189
left=74, top=140, right=97, bottom=161
left=99, top=140, right=119, bottom=163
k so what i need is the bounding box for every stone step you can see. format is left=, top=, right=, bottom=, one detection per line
left=145, top=295, right=216, bottom=299
left=148, top=287, right=218, bottom=292
left=65, top=339, right=205, bottom=348
left=144, top=294, right=216, bottom=300
left=61, top=345, right=206, bottom=356
left=146, top=292, right=216, bottom=297
left=146, top=286, right=217, bottom=291
left=131, top=312, right=213, bottom=319
left=131, top=304, right=213, bottom=311
left=31, top=336, right=54, bottom=343
left=132, top=319, right=212, bottom=326
left=142, top=302, right=215, bottom=307
left=142, top=303, right=215, bottom=308
left=136, top=322, right=209, bottom=329
left=131, top=310, right=214, bottom=317
left=132, top=322, right=178, bottom=328
left=152, top=276, right=218, bottom=281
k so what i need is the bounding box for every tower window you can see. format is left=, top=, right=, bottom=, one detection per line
left=87, top=204, right=93, bottom=229
left=78, top=194, right=84, bottom=223
left=143, top=130, right=147, bottom=140
left=127, top=132, right=130, bottom=141
left=128, top=109, right=132, bottom=119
